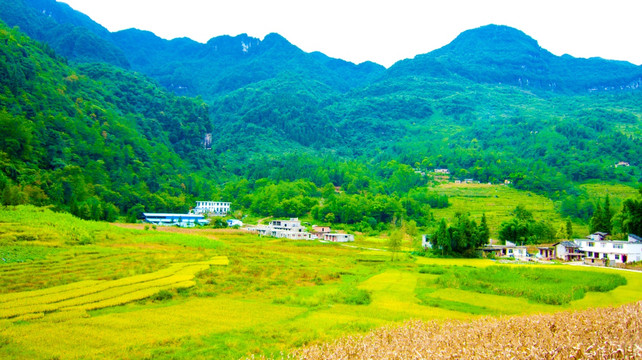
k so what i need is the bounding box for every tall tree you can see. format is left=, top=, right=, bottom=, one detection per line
left=621, top=197, right=642, bottom=237
left=603, top=195, right=613, bottom=234
left=556, top=223, right=568, bottom=240
left=433, top=218, right=451, bottom=255
left=388, top=229, right=403, bottom=261
left=589, top=202, right=605, bottom=234
left=566, top=219, right=573, bottom=239
left=478, top=213, right=490, bottom=247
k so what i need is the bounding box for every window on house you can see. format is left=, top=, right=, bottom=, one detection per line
left=615, top=255, right=620, bottom=260
left=588, top=242, right=594, bottom=247
left=614, top=244, right=623, bottom=249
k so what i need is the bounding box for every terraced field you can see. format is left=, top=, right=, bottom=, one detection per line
left=0, top=257, right=228, bottom=321
left=432, top=183, right=587, bottom=235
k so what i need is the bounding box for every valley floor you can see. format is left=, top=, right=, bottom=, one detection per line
left=1, top=209, right=641, bottom=359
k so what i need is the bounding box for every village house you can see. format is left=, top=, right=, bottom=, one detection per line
left=554, top=241, right=583, bottom=261
left=324, top=233, right=354, bottom=242
left=537, top=245, right=555, bottom=260
left=588, top=232, right=608, bottom=241
left=247, top=218, right=315, bottom=240
left=192, top=201, right=231, bottom=216
left=481, top=241, right=528, bottom=259
left=576, top=234, right=642, bottom=265
left=421, top=234, right=432, bottom=249
left=143, top=213, right=209, bottom=227
left=227, top=219, right=243, bottom=227
left=312, top=226, right=331, bottom=239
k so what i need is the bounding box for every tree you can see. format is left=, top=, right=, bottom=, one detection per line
left=513, top=205, right=533, bottom=221
left=566, top=219, right=573, bottom=239
left=556, top=223, right=568, bottom=240
left=478, top=213, right=490, bottom=246
left=603, top=195, right=613, bottom=234
left=433, top=218, right=451, bottom=255
left=404, top=219, right=420, bottom=250
left=621, top=198, right=642, bottom=236
left=388, top=229, right=403, bottom=261
left=589, top=203, right=604, bottom=234
left=589, top=197, right=613, bottom=234
left=499, top=217, right=531, bottom=245
left=126, top=203, right=145, bottom=223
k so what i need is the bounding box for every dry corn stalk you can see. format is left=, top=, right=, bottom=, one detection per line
left=287, top=302, right=642, bottom=360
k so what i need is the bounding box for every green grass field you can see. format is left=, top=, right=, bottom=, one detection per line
left=1, top=205, right=641, bottom=359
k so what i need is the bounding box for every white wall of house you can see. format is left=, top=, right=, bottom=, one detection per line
left=421, top=234, right=432, bottom=249
left=194, top=201, right=231, bottom=215
left=324, top=234, right=354, bottom=242
left=269, top=218, right=305, bottom=232
left=577, top=238, right=642, bottom=264
left=506, top=247, right=528, bottom=259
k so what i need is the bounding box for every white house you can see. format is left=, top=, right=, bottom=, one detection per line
left=268, top=218, right=306, bottom=232
left=193, top=201, right=230, bottom=216
left=554, top=241, right=583, bottom=261
left=248, top=218, right=315, bottom=240
left=227, top=219, right=243, bottom=227
left=576, top=234, right=642, bottom=265
left=324, top=233, right=354, bottom=242
left=481, top=241, right=528, bottom=259
left=421, top=234, right=433, bottom=249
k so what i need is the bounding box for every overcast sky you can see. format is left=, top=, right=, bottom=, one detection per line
left=61, top=0, right=642, bottom=68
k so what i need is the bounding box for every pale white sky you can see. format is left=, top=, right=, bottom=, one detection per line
left=61, top=0, right=642, bottom=68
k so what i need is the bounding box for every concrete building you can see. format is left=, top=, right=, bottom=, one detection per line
left=143, top=213, right=209, bottom=227
left=576, top=234, right=642, bottom=265
left=481, top=241, right=528, bottom=259
left=554, top=241, right=583, bottom=261
left=324, top=233, right=354, bottom=242
left=249, top=218, right=314, bottom=240
left=193, top=201, right=230, bottom=216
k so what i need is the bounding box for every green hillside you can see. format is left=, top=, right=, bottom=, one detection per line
left=0, top=0, right=641, bottom=241
left=0, top=21, right=214, bottom=219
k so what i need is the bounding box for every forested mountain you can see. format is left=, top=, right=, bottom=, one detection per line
left=0, top=0, right=641, bottom=228
left=388, top=25, right=642, bottom=93
left=111, top=30, right=385, bottom=98
left=0, top=0, right=129, bottom=67
left=0, top=21, right=215, bottom=219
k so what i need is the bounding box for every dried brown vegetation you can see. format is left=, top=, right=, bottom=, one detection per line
left=290, top=302, right=642, bottom=359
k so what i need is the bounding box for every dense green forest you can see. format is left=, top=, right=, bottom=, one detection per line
left=0, top=22, right=215, bottom=220
left=1, top=0, right=641, bottom=242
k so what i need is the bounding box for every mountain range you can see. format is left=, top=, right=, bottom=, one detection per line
left=0, top=0, right=640, bottom=220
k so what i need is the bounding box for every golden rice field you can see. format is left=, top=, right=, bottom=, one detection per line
left=0, top=257, right=228, bottom=321
left=1, top=205, right=642, bottom=359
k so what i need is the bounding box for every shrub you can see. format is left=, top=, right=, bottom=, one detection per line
left=151, top=290, right=173, bottom=302
left=343, top=289, right=371, bottom=305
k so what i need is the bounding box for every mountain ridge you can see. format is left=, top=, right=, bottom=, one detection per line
left=5, top=0, right=641, bottom=96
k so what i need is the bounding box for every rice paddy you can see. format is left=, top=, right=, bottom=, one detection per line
left=1, top=205, right=641, bottom=359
